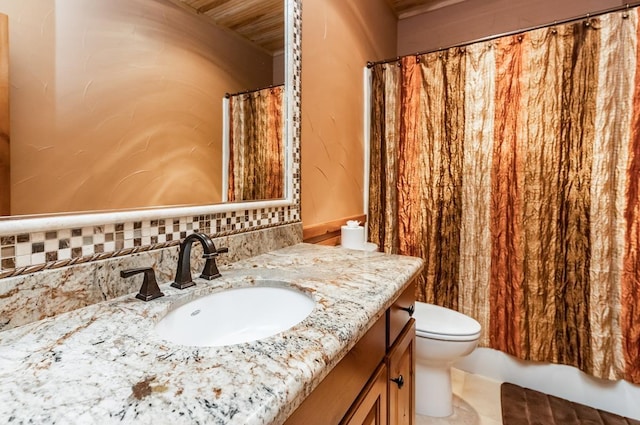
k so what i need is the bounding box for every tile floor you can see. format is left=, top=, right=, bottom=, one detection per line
left=416, top=368, right=503, bottom=425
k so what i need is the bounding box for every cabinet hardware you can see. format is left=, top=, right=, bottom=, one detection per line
left=400, top=305, right=414, bottom=316
left=391, top=375, right=404, bottom=389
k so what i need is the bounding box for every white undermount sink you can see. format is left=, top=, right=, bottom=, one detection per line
left=155, top=282, right=316, bottom=347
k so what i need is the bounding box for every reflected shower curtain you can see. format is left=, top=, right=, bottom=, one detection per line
left=368, top=8, right=640, bottom=383
left=227, top=85, right=284, bottom=202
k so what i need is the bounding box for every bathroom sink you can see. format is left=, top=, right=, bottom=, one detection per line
left=155, top=283, right=315, bottom=347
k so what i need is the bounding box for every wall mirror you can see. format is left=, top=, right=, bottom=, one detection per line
left=0, top=0, right=291, bottom=222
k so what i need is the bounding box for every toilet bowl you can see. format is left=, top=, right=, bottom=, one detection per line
left=414, top=301, right=481, bottom=417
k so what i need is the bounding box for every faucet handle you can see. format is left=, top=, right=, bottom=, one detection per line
left=121, top=267, right=165, bottom=302
left=201, top=246, right=229, bottom=280
left=201, top=246, right=229, bottom=259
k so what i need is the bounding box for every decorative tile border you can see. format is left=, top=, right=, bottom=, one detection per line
left=0, top=0, right=302, bottom=279
left=0, top=209, right=299, bottom=279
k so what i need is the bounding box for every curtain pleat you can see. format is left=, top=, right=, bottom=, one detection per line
left=428, top=49, right=465, bottom=309
left=554, top=19, right=598, bottom=371
left=400, top=56, right=431, bottom=302
left=368, top=65, right=386, bottom=253
left=623, top=11, right=640, bottom=384
left=490, top=34, right=526, bottom=358
left=266, top=87, right=284, bottom=198
left=520, top=26, right=563, bottom=362
left=591, top=11, right=634, bottom=380
left=369, top=64, right=401, bottom=255
left=383, top=65, right=401, bottom=254
left=460, top=42, right=495, bottom=347
left=368, top=7, right=640, bottom=383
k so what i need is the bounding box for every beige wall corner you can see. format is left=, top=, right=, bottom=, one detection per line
left=300, top=0, right=396, bottom=229
left=0, top=13, right=8, bottom=216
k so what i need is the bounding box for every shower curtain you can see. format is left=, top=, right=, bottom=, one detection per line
left=227, top=85, right=284, bottom=202
left=368, top=7, right=640, bottom=383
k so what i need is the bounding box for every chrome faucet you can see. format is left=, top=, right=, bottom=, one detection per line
left=171, top=232, right=229, bottom=289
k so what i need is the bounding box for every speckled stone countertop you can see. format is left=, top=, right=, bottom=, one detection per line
left=0, top=243, right=423, bottom=425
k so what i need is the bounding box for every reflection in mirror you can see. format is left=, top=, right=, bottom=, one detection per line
left=0, top=0, right=286, bottom=218
left=225, top=85, right=284, bottom=202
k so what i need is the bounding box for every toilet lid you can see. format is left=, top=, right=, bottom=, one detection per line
left=414, top=302, right=481, bottom=339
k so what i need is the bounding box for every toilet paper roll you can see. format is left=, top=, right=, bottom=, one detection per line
left=341, top=225, right=365, bottom=249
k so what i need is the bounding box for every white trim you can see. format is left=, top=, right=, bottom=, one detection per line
left=0, top=200, right=294, bottom=234
left=284, top=0, right=295, bottom=201
left=221, top=97, right=230, bottom=203
left=363, top=66, right=372, bottom=240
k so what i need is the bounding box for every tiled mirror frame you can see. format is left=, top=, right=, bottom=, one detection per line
left=0, top=0, right=302, bottom=279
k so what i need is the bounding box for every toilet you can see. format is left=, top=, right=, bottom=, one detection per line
left=413, top=301, right=482, bottom=417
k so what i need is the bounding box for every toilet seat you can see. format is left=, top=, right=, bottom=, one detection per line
left=414, top=302, right=481, bottom=342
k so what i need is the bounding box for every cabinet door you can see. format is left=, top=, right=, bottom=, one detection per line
left=340, top=364, right=388, bottom=425
left=387, top=319, right=415, bottom=425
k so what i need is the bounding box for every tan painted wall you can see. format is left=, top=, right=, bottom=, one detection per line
left=301, top=0, right=396, bottom=228
left=0, top=13, right=8, bottom=216
left=398, top=0, right=624, bottom=56
left=0, top=0, right=273, bottom=216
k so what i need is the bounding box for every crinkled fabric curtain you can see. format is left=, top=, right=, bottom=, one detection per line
left=368, top=8, right=640, bottom=383
left=227, top=85, right=284, bottom=202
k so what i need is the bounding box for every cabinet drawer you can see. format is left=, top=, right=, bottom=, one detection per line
left=386, top=281, right=416, bottom=349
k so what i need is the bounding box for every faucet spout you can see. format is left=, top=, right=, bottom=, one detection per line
left=172, top=232, right=222, bottom=289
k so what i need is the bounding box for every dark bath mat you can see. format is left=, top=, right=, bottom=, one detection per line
left=501, top=382, right=640, bottom=425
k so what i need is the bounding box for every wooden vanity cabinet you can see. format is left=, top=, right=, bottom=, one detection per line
left=284, top=280, right=416, bottom=425
left=386, top=319, right=415, bottom=425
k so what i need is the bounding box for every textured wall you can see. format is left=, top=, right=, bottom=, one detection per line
left=300, top=0, right=396, bottom=228
left=0, top=0, right=273, bottom=216
left=398, top=0, right=625, bottom=55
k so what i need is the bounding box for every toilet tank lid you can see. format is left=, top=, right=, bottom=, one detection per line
left=414, top=302, right=481, bottom=336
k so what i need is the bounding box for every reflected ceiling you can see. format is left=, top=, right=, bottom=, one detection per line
left=170, top=0, right=284, bottom=54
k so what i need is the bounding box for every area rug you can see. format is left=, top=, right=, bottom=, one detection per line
left=501, top=382, right=640, bottom=425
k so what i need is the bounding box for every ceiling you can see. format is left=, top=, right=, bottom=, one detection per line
left=168, top=0, right=465, bottom=54
left=170, top=0, right=284, bottom=55
left=388, top=0, right=467, bottom=19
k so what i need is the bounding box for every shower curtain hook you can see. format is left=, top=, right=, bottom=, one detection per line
left=623, top=3, right=630, bottom=19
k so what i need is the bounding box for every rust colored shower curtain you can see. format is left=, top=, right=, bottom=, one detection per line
left=227, top=85, right=284, bottom=202
left=368, top=8, right=640, bottom=383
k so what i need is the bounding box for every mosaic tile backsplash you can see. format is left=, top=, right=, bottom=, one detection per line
left=0, top=223, right=303, bottom=331
left=0, top=208, right=298, bottom=278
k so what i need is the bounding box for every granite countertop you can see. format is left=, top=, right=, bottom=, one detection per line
left=0, top=243, right=423, bottom=425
